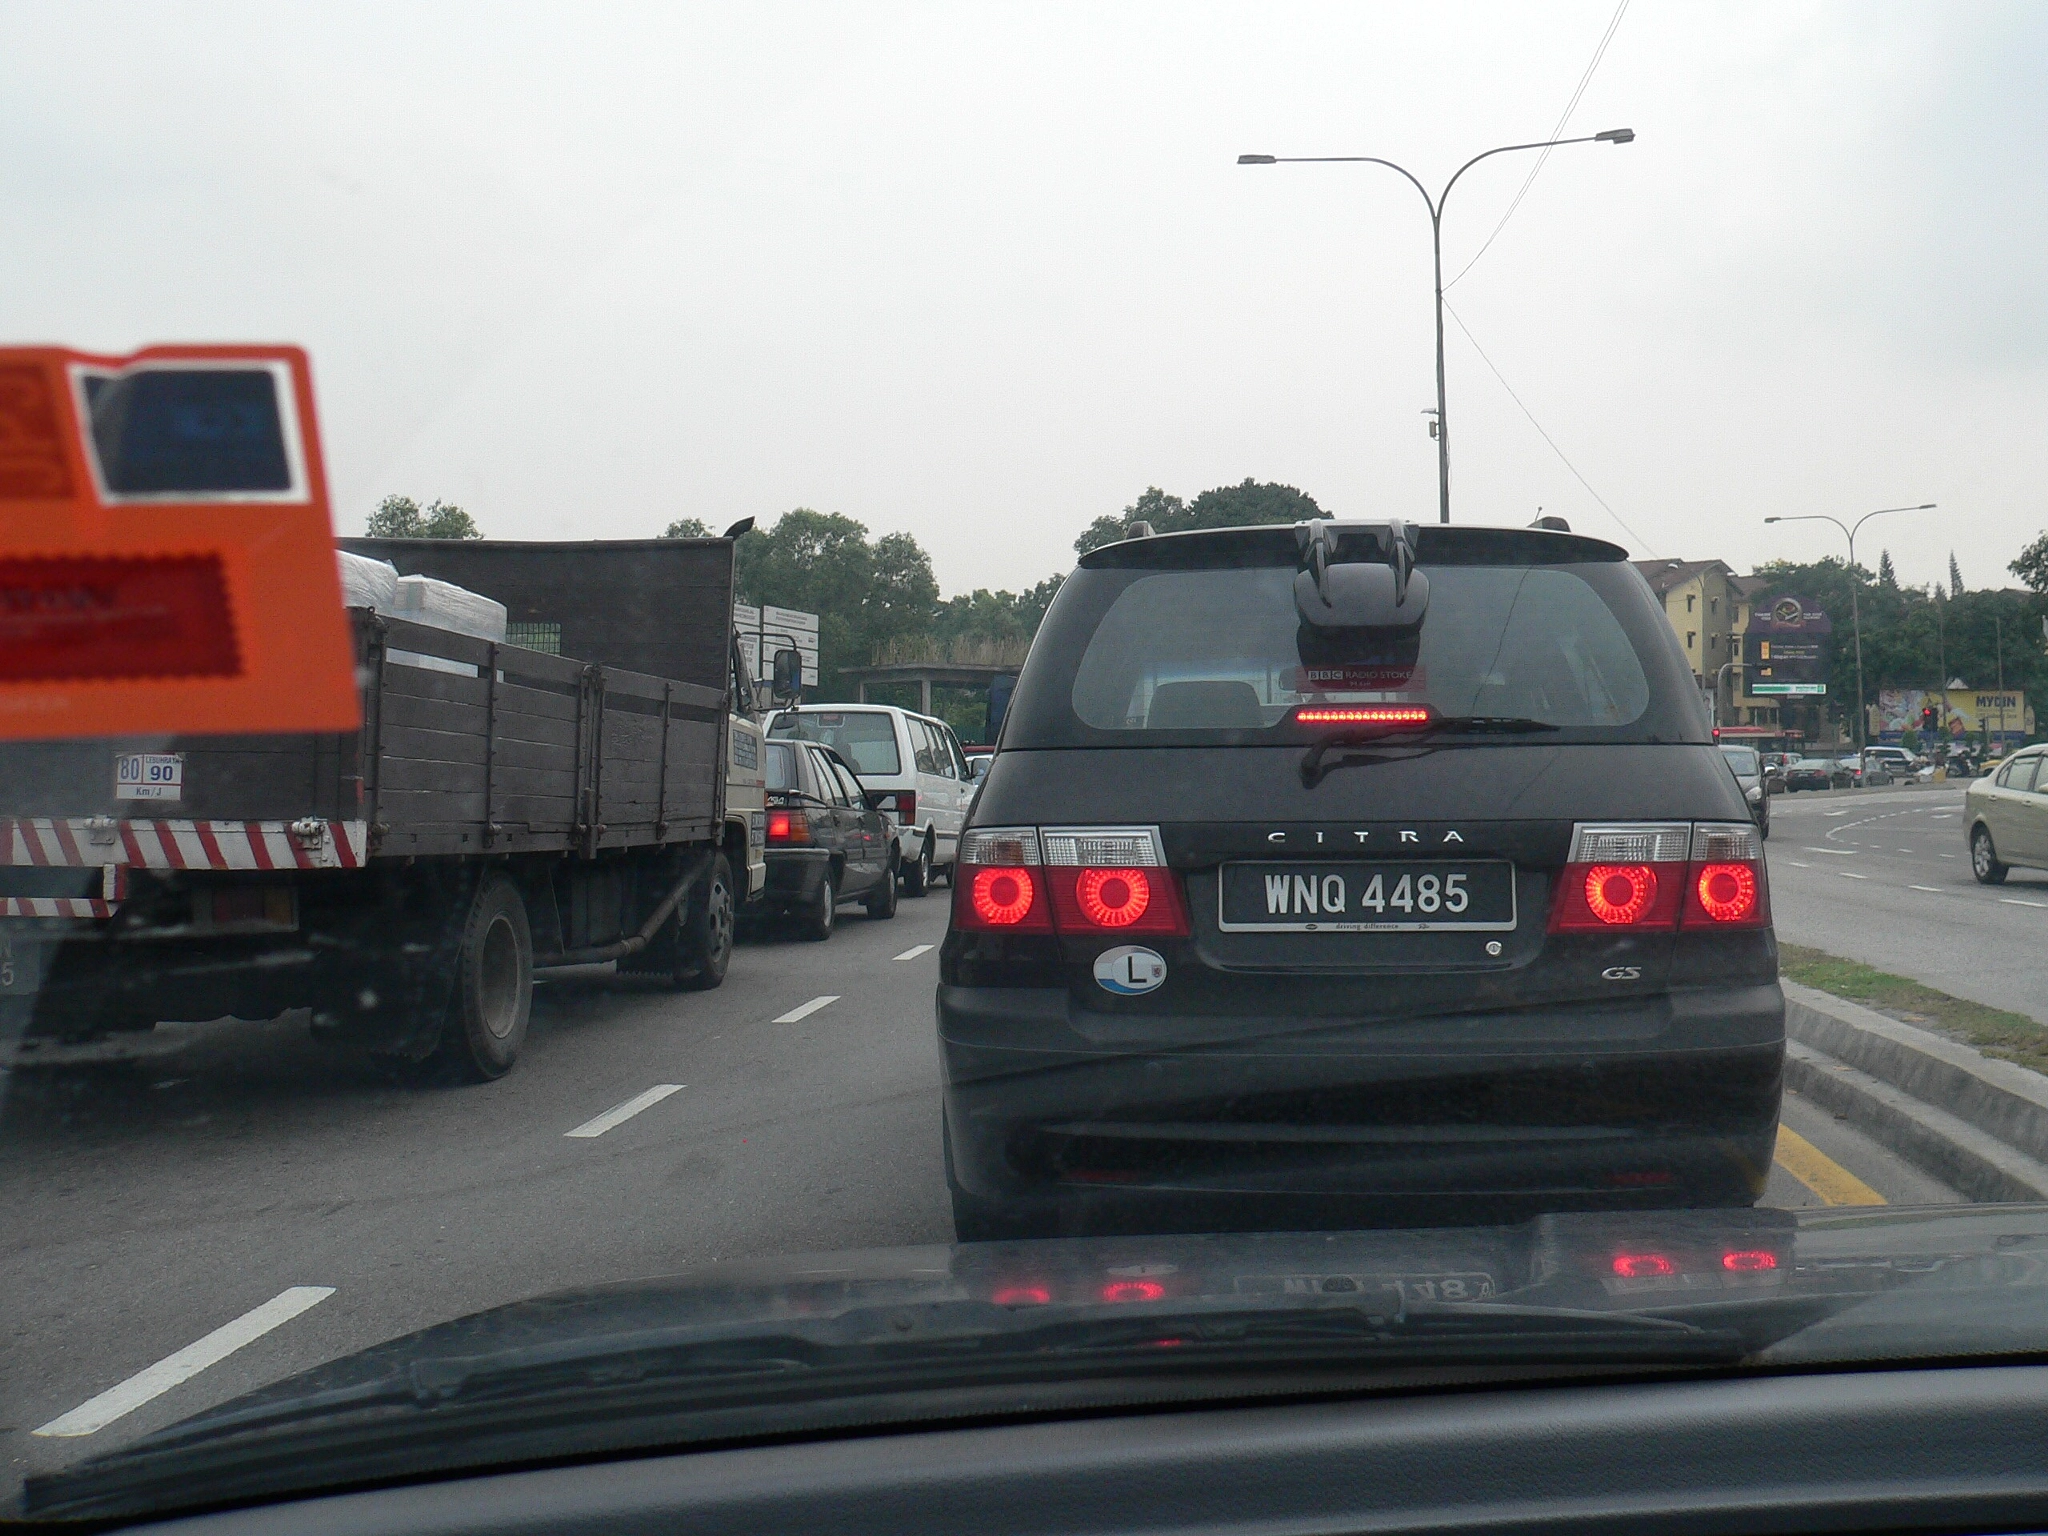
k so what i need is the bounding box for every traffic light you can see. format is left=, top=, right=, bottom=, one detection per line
left=1921, top=704, right=1940, bottom=734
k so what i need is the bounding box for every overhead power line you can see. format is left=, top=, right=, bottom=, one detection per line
left=1445, top=0, right=1630, bottom=292
left=1442, top=298, right=1655, bottom=556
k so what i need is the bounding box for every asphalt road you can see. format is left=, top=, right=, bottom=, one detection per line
left=1765, top=781, right=2048, bottom=1027
left=0, top=841, right=1973, bottom=1502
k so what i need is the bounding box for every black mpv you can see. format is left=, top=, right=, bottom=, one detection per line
left=938, top=520, right=1782, bottom=1239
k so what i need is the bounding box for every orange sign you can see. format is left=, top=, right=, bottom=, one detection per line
left=0, top=344, right=359, bottom=739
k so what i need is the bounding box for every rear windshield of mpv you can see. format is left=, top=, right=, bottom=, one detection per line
left=1003, top=527, right=1702, bottom=748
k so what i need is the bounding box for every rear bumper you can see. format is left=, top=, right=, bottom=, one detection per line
left=939, top=982, right=1785, bottom=1217
left=762, top=849, right=833, bottom=906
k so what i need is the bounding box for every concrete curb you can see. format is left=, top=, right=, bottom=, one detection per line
left=1782, top=978, right=2048, bottom=1202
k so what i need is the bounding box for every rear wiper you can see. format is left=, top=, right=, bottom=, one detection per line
left=1301, top=716, right=1560, bottom=787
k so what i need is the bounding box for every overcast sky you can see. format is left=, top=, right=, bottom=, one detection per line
left=5, top=1, right=2044, bottom=598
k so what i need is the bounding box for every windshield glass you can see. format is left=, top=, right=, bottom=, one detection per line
left=10, top=6, right=2048, bottom=1528
left=770, top=710, right=903, bottom=775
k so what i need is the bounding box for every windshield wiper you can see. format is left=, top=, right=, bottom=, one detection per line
left=1301, top=716, right=1560, bottom=787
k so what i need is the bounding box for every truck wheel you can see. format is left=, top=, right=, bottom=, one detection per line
left=436, top=874, right=532, bottom=1081
left=902, top=837, right=933, bottom=897
left=800, top=871, right=837, bottom=942
left=676, top=853, right=735, bottom=990
left=865, top=852, right=900, bottom=919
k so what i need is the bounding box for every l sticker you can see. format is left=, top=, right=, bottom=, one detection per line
left=1094, top=945, right=1166, bottom=996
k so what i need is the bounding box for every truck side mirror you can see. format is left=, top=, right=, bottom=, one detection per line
left=772, top=648, right=802, bottom=702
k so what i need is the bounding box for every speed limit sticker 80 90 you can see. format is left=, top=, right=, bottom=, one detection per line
left=115, top=751, right=183, bottom=800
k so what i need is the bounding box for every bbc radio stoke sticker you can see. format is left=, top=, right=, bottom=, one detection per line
left=1093, top=945, right=1166, bottom=996
left=115, top=751, right=182, bottom=801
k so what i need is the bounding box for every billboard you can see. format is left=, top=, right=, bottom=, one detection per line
left=1743, top=595, right=1830, bottom=697
left=1875, top=688, right=2033, bottom=743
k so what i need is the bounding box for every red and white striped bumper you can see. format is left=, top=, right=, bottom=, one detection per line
left=0, top=818, right=369, bottom=920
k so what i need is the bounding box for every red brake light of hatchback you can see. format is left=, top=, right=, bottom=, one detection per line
left=952, top=827, right=1053, bottom=933
left=1039, top=826, right=1190, bottom=937
left=1550, top=823, right=1690, bottom=932
left=1721, top=1250, right=1779, bottom=1273
left=1611, top=1252, right=1678, bottom=1278
left=1292, top=705, right=1434, bottom=727
left=766, top=809, right=811, bottom=845
left=1680, top=823, right=1769, bottom=928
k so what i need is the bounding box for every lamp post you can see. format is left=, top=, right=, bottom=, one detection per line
left=1238, top=129, right=1635, bottom=524
left=1763, top=504, right=1936, bottom=752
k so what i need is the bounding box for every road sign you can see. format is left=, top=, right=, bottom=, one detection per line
left=1751, top=682, right=1827, bottom=696
left=0, top=344, right=359, bottom=740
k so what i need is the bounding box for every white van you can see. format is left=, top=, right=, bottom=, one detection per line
left=766, top=705, right=974, bottom=895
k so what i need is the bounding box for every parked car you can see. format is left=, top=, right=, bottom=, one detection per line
left=760, top=740, right=898, bottom=938
left=1718, top=743, right=1771, bottom=838
left=1782, top=757, right=1846, bottom=791
left=769, top=704, right=976, bottom=896
left=1837, top=754, right=1891, bottom=787
left=1965, top=745, right=2048, bottom=884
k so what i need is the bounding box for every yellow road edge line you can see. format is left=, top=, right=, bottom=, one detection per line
left=1774, top=1124, right=1886, bottom=1206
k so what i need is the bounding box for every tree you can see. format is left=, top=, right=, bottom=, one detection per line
left=2012, top=530, right=2048, bottom=594
left=1949, top=551, right=1965, bottom=599
left=932, top=574, right=1065, bottom=650
left=1877, top=549, right=1897, bottom=589
left=1075, top=487, right=1185, bottom=556
left=365, top=495, right=482, bottom=539
left=732, top=509, right=940, bottom=698
left=1073, top=480, right=1323, bottom=556
left=661, top=517, right=712, bottom=539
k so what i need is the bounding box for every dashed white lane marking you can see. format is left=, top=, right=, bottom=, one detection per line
left=1825, top=811, right=1852, bottom=817
left=565, top=1084, right=683, bottom=1138
left=1839, top=872, right=1868, bottom=880
left=33, top=1286, right=335, bottom=1438
left=773, top=995, right=840, bottom=1024
left=1938, top=853, right=1959, bottom=859
left=1805, top=847, right=1857, bottom=856
left=1910, top=885, right=1942, bottom=893
left=892, top=944, right=934, bottom=961
left=1786, top=861, right=1812, bottom=868
left=2001, top=898, right=2048, bottom=910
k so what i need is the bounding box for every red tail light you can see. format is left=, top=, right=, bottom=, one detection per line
left=952, top=825, right=1189, bottom=937
left=970, top=866, right=1039, bottom=926
left=1611, top=1252, right=1678, bottom=1278
left=766, top=809, right=811, bottom=845
left=1550, top=823, right=1688, bottom=932
left=1721, top=1250, right=1778, bottom=1272
left=1550, top=822, right=1770, bottom=932
left=1680, top=824, right=1769, bottom=928
left=953, top=828, right=1053, bottom=932
left=1042, top=827, right=1189, bottom=936
left=873, top=790, right=916, bottom=823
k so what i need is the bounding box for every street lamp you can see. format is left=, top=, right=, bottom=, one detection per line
left=1238, top=128, right=1635, bottom=525
left=1763, top=503, right=1937, bottom=752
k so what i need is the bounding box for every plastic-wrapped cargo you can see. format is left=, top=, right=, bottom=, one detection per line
left=391, top=574, right=508, bottom=643
left=337, top=550, right=400, bottom=613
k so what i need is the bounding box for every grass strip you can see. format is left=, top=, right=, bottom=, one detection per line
left=1781, top=943, right=2048, bottom=1077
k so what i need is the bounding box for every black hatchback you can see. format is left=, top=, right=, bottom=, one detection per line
left=761, top=739, right=898, bottom=939
left=938, top=520, right=1783, bottom=1239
